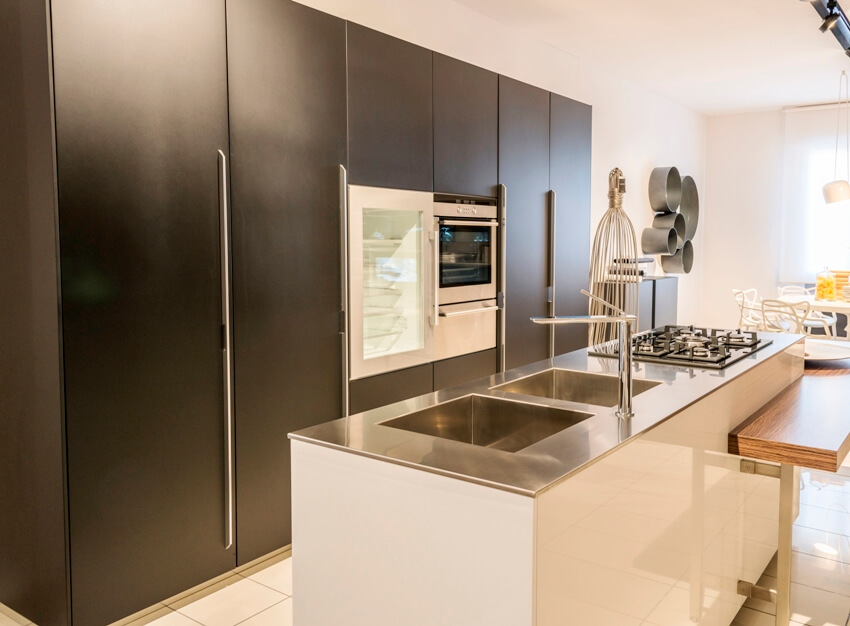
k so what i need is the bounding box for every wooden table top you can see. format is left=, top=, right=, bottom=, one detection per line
left=728, top=359, right=850, bottom=471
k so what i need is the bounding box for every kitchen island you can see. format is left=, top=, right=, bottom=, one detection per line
left=290, top=333, right=804, bottom=626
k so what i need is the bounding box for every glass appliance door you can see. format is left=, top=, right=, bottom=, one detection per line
left=437, top=219, right=498, bottom=305
left=349, top=186, right=434, bottom=380
left=439, top=222, right=493, bottom=288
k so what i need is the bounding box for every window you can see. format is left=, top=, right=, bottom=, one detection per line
left=781, top=107, right=850, bottom=283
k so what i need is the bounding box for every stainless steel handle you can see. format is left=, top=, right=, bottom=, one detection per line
left=438, top=219, right=499, bottom=227
left=339, top=165, right=349, bottom=417
left=432, top=221, right=439, bottom=327
left=439, top=304, right=500, bottom=318
left=498, top=184, right=507, bottom=372
left=548, top=190, right=556, bottom=359
left=218, top=149, right=234, bottom=550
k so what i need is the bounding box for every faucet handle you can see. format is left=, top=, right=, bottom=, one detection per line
left=581, top=289, right=627, bottom=316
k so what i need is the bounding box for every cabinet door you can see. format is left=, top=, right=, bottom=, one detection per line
left=51, top=1, right=233, bottom=623
left=349, top=364, right=434, bottom=414
left=654, top=277, right=679, bottom=327
left=433, top=349, right=499, bottom=391
left=499, top=77, right=550, bottom=369
left=227, top=0, right=347, bottom=564
left=433, top=54, right=498, bottom=197
left=348, top=23, right=433, bottom=191
left=550, top=94, right=592, bottom=355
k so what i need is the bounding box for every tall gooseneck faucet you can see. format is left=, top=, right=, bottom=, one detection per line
left=531, top=290, right=636, bottom=419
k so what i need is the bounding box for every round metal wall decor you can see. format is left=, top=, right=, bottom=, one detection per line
left=641, top=167, right=699, bottom=274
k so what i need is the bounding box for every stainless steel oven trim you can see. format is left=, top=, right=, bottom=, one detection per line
left=439, top=219, right=499, bottom=227
left=434, top=201, right=497, bottom=220
left=438, top=299, right=499, bottom=318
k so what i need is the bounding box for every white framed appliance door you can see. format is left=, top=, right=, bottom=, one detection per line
left=349, top=185, right=435, bottom=380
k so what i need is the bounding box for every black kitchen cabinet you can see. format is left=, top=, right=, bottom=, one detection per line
left=653, top=276, right=679, bottom=327
left=350, top=364, right=435, bottom=414
left=0, top=3, right=68, bottom=625
left=433, top=54, right=498, bottom=196
left=550, top=94, right=592, bottom=354
left=347, top=23, right=433, bottom=191
left=53, top=2, right=234, bottom=623
left=499, top=76, right=551, bottom=369
left=433, top=349, right=499, bottom=391
left=226, top=0, right=347, bottom=566
left=2, top=1, right=235, bottom=623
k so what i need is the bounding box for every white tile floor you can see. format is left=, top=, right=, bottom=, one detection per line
left=733, top=467, right=850, bottom=626
left=1, top=469, right=848, bottom=626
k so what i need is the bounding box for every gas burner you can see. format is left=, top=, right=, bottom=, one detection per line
left=676, top=334, right=710, bottom=349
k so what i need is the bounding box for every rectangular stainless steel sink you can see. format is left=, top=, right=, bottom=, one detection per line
left=379, top=394, right=592, bottom=453
left=491, top=369, right=661, bottom=407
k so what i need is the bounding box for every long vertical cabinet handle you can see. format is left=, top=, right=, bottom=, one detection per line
left=498, top=184, right=507, bottom=373
left=548, top=190, right=556, bottom=359
left=433, top=221, right=440, bottom=327
left=339, top=165, right=350, bottom=417
left=218, top=149, right=235, bottom=550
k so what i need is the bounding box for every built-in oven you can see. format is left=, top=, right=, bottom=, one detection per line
left=433, top=195, right=500, bottom=361
left=345, top=186, right=503, bottom=381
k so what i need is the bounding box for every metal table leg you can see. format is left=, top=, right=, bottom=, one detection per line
left=776, top=464, right=799, bottom=626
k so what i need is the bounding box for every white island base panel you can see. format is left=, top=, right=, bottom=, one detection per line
left=536, top=347, right=802, bottom=626
left=291, top=440, right=535, bottom=626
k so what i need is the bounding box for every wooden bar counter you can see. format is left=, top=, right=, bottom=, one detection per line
left=729, top=359, right=850, bottom=472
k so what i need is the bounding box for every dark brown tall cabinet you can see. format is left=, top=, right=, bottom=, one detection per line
left=499, top=77, right=552, bottom=370
left=2, top=1, right=235, bottom=624
left=226, top=0, right=347, bottom=564
left=347, top=23, right=433, bottom=191
left=550, top=94, right=593, bottom=354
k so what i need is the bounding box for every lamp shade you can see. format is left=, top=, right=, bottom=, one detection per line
left=823, top=179, right=850, bottom=203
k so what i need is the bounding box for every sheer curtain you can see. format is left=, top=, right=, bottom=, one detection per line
left=781, top=106, right=850, bottom=283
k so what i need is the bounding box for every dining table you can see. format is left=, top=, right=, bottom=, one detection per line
left=777, top=294, right=850, bottom=339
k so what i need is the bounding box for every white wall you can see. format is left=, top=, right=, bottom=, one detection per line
left=701, top=112, right=784, bottom=328
left=296, top=0, right=708, bottom=323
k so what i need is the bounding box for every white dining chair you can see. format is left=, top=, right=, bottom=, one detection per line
left=761, top=299, right=809, bottom=334
left=733, top=288, right=763, bottom=331
left=777, top=285, right=836, bottom=337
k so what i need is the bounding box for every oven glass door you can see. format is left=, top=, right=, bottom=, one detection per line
left=438, top=219, right=496, bottom=303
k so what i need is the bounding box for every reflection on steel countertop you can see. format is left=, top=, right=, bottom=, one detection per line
left=289, top=333, right=804, bottom=497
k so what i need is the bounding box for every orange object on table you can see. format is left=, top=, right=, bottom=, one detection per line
left=816, top=268, right=836, bottom=301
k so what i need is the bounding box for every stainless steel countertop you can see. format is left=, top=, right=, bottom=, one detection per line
left=290, top=333, right=803, bottom=497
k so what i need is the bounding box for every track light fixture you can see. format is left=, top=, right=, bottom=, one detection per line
left=810, top=0, right=850, bottom=55
left=822, top=11, right=841, bottom=31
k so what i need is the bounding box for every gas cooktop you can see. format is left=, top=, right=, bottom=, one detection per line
left=588, top=325, right=773, bottom=370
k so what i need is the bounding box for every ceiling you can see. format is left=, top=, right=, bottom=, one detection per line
left=452, top=0, right=850, bottom=115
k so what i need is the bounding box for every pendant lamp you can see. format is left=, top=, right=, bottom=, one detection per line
left=824, top=70, right=850, bottom=203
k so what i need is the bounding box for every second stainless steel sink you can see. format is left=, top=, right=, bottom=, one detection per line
left=491, top=369, right=661, bottom=407
left=379, top=394, right=593, bottom=453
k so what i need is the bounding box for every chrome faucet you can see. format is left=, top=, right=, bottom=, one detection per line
left=530, top=290, right=636, bottom=419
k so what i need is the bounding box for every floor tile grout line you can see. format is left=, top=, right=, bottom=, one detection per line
left=234, top=571, right=292, bottom=598
left=229, top=598, right=291, bottom=626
